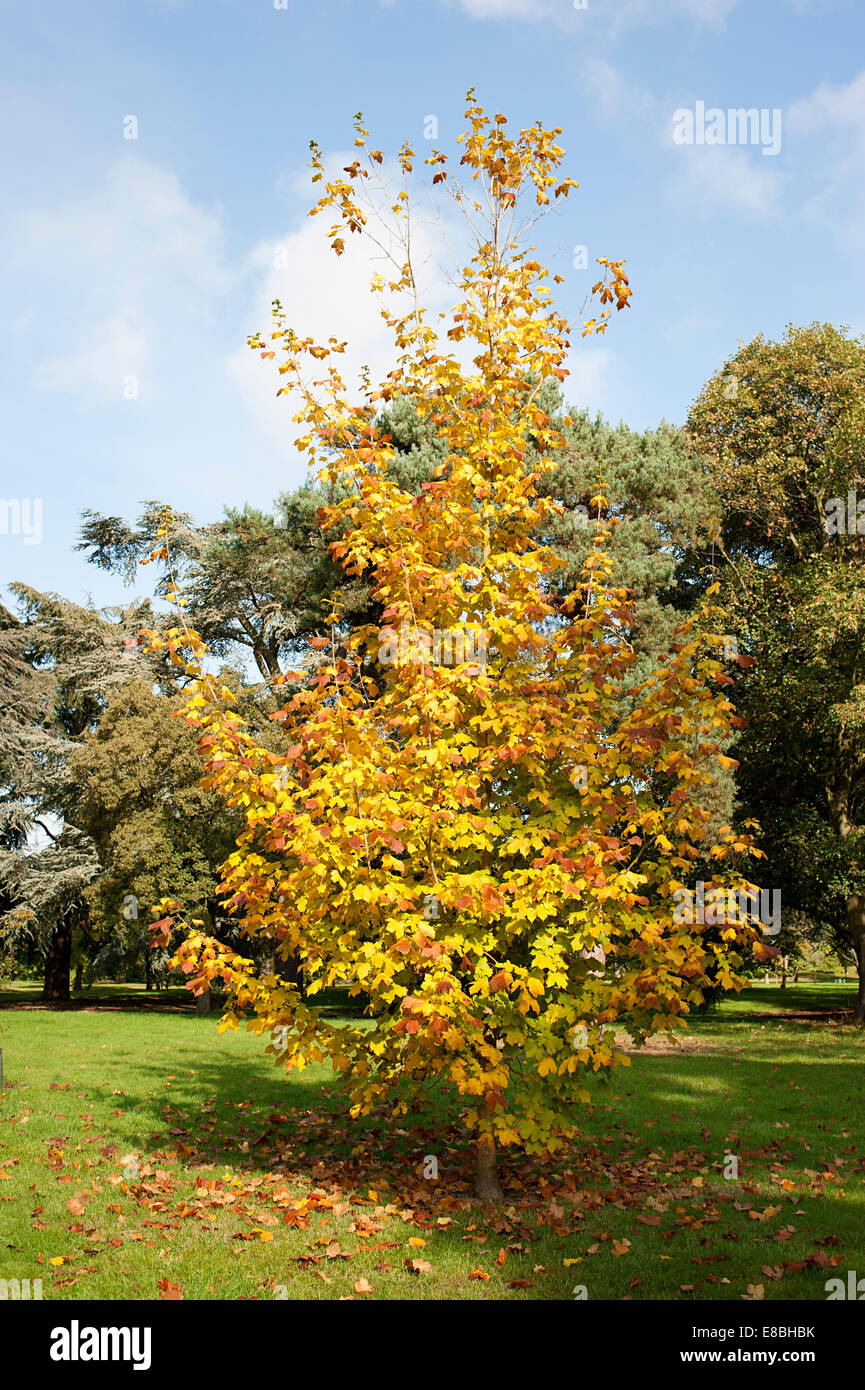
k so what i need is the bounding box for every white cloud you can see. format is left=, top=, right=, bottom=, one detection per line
left=788, top=70, right=865, bottom=132
left=36, top=315, right=152, bottom=399
left=606, top=0, right=740, bottom=32
left=787, top=70, right=865, bottom=249
left=562, top=344, right=614, bottom=413
left=227, top=152, right=615, bottom=462
left=226, top=154, right=468, bottom=459
left=666, top=143, right=786, bottom=219
left=14, top=158, right=233, bottom=407
left=443, top=0, right=810, bottom=31
left=581, top=59, right=659, bottom=123
left=444, top=0, right=562, bottom=17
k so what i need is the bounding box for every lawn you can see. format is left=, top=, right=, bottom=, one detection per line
left=0, top=980, right=863, bottom=1301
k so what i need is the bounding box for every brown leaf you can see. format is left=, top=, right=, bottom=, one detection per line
left=157, top=1278, right=183, bottom=1300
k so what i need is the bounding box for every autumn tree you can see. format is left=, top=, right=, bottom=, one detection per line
left=381, top=388, right=719, bottom=673
left=156, top=96, right=767, bottom=1198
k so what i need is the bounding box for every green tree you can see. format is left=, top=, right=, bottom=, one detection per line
left=77, top=497, right=352, bottom=682
left=71, top=679, right=242, bottom=989
left=0, top=587, right=156, bottom=999
left=687, top=322, right=865, bottom=1020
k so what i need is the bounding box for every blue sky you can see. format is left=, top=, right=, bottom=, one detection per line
left=1, top=0, right=863, bottom=610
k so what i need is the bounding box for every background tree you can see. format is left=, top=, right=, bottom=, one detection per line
left=79, top=394, right=716, bottom=693
left=77, top=496, right=353, bottom=682
left=687, top=322, right=865, bottom=1019
left=71, top=679, right=243, bottom=990
left=0, top=587, right=156, bottom=1000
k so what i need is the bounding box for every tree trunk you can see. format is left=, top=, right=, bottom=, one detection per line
left=277, top=949, right=304, bottom=1001
left=195, top=987, right=212, bottom=1015
left=42, top=917, right=72, bottom=1002
left=827, top=780, right=865, bottom=1023
left=849, top=893, right=865, bottom=1023
left=72, top=960, right=83, bottom=992
left=474, top=1133, right=503, bottom=1202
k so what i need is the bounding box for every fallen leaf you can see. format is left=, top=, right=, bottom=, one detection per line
left=157, top=1278, right=183, bottom=1300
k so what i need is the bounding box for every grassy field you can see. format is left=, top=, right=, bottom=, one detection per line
left=0, top=980, right=863, bottom=1301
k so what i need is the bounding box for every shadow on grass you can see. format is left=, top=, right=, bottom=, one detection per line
left=0, top=985, right=367, bottom=1017
left=100, top=1012, right=865, bottom=1220
left=13, top=995, right=865, bottom=1300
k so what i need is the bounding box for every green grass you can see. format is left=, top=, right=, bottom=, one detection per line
left=1, top=982, right=863, bottom=1301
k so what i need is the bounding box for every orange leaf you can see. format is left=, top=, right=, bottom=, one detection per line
left=157, top=1278, right=184, bottom=1300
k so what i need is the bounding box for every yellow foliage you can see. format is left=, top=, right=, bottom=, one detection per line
left=143, top=96, right=763, bottom=1159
